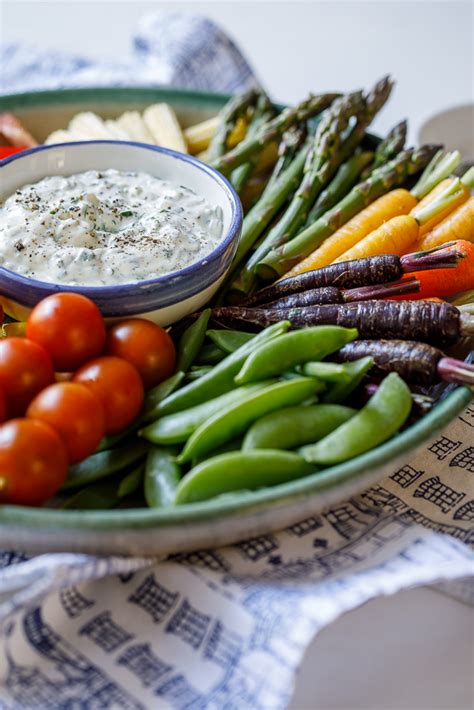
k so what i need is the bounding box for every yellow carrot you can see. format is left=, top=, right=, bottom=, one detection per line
left=412, top=178, right=470, bottom=236
left=417, top=196, right=474, bottom=251
left=333, top=214, right=419, bottom=262
left=283, top=188, right=417, bottom=277
left=334, top=177, right=467, bottom=263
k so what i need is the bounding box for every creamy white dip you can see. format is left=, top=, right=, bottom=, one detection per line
left=0, top=169, right=224, bottom=286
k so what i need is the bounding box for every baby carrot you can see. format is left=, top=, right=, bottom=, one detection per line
left=333, top=214, right=419, bottom=261
left=417, top=197, right=474, bottom=251
left=283, top=189, right=417, bottom=276
left=333, top=178, right=465, bottom=263
left=391, top=241, right=474, bottom=300
left=412, top=167, right=474, bottom=236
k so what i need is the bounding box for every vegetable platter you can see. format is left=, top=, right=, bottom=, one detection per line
left=0, top=84, right=472, bottom=555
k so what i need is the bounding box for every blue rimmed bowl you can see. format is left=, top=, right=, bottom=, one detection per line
left=0, top=140, right=242, bottom=324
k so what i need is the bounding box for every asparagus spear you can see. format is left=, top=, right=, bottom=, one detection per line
left=211, top=92, right=340, bottom=175
left=330, top=75, right=394, bottom=166
left=230, top=93, right=274, bottom=193
left=260, top=123, right=308, bottom=199
left=362, top=120, right=407, bottom=178
left=305, top=151, right=374, bottom=224
left=228, top=140, right=311, bottom=274
left=257, top=144, right=440, bottom=280
left=207, top=88, right=260, bottom=162
left=230, top=77, right=394, bottom=297
left=237, top=92, right=366, bottom=274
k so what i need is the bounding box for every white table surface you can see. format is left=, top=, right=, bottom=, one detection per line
left=2, top=2, right=474, bottom=708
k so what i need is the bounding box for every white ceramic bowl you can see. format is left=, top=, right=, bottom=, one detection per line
left=0, top=141, right=242, bottom=324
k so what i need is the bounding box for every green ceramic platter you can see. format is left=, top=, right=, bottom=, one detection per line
left=0, top=86, right=472, bottom=555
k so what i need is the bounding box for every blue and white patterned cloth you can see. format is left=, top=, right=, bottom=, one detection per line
left=0, top=12, right=473, bottom=709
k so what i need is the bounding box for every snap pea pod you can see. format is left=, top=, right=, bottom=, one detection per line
left=62, top=462, right=145, bottom=509
left=62, top=441, right=148, bottom=490
left=178, top=377, right=320, bottom=463
left=117, top=464, right=145, bottom=498
left=176, top=309, right=211, bottom=372
left=142, top=371, right=186, bottom=423
left=300, top=372, right=412, bottom=464
left=96, top=420, right=141, bottom=452
left=174, top=450, right=315, bottom=505
left=321, top=356, right=374, bottom=403
left=157, top=321, right=290, bottom=415
left=145, top=446, right=181, bottom=508
left=235, top=326, right=358, bottom=384
left=185, top=366, right=213, bottom=381
left=195, top=343, right=226, bottom=365
left=243, top=404, right=356, bottom=450
left=299, top=361, right=348, bottom=382
left=141, top=382, right=270, bottom=444
left=62, top=481, right=121, bottom=510
left=207, top=329, right=255, bottom=353
left=191, top=437, right=243, bottom=467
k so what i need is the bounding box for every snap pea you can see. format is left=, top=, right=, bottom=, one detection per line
left=62, top=463, right=145, bottom=509
left=117, top=464, right=145, bottom=498
left=191, top=437, right=243, bottom=467
left=142, top=371, right=186, bottom=423
left=178, top=377, right=320, bottom=463
left=96, top=420, right=140, bottom=452
left=322, top=356, right=374, bottom=403
left=174, top=450, right=315, bottom=505
left=195, top=343, right=226, bottom=365
left=300, top=372, right=412, bottom=464
left=300, top=361, right=349, bottom=382
left=242, top=404, right=356, bottom=450
left=176, top=309, right=211, bottom=372
left=235, top=326, right=358, bottom=384
left=186, top=366, right=213, bottom=381
left=207, top=329, right=255, bottom=353
left=141, top=382, right=270, bottom=445
left=157, top=321, right=290, bottom=415
left=62, top=441, right=148, bottom=490
left=62, top=481, right=121, bottom=510
left=145, top=446, right=181, bottom=508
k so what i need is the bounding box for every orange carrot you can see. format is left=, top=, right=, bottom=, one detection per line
left=418, top=197, right=474, bottom=251
left=392, top=241, right=474, bottom=299
left=283, top=188, right=417, bottom=277
left=333, top=214, right=419, bottom=262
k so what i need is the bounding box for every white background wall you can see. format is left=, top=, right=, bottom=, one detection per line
left=1, top=0, right=473, bottom=144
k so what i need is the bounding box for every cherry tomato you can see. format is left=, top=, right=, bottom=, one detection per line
left=26, top=293, right=106, bottom=372
left=106, top=318, right=176, bottom=389
left=0, top=418, right=68, bottom=506
left=0, top=337, right=55, bottom=416
left=0, top=388, right=6, bottom=424
left=73, top=356, right=144, bottom=435
left=27, top=382, right=105, bottom=463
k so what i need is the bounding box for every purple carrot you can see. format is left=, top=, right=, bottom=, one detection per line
left=244, top=244, right=466, bottom=307
left=336, top=339, right=474, bottom=387
left=211, top=300, right=473, bottom=346
left=262, top=277, right=420, bottom=308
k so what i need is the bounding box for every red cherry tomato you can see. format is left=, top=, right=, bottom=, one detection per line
left=106, top=318, right=176, bottom=389
left=73, top=356, right=144, bottom=435
left=0, top=337, right=55, bottom=416
left=0, top=388, right=6, bottom=424
left=26, top=293, right=106, bottom=372
left=0, top=418, right=69, bottom=506
left=27, top=382, right=105, bottom=463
